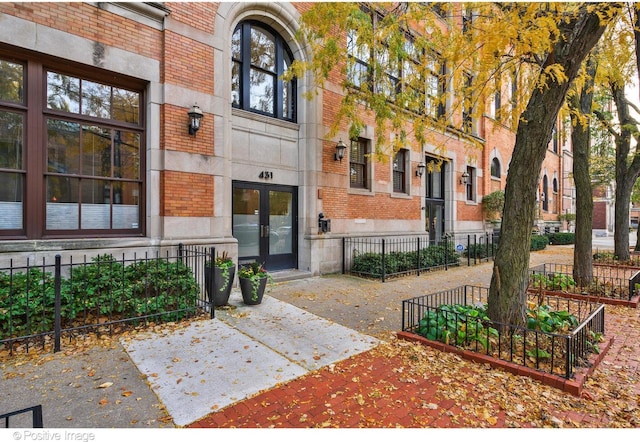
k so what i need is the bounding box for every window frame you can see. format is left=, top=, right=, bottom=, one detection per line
left=231, top=21, right=297, bottom=122
left=0, top=46, right=146, bottom=240
left=392, top=149, right=408, bottom=194
left=465, top=166, right=476, bottom=202
left=490, top=157, right=501, bottom=179
left=349, top=138, right=370, bottom=190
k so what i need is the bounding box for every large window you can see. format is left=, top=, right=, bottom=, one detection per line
left=350, top=138, right=369, bottom=189
left=232, top=21, right=296, bottom=121
left=347, top=28, right=371, bottom=90
left=0, top=49, right=145, bottom=239
left=426, top=52, right=446, bottom=119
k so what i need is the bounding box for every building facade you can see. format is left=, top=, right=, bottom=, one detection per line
left=0, top=2, right=572, bottom=274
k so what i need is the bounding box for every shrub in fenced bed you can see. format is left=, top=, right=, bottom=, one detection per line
left=124, top=258, right=200, bottom=321
left=351, top=244, right=459, bottom=277
left=0, top=255, right=201, bottom=340
left=546, top=232, right=575, bottom=245
left=416, top=302, right=589, bottom=375
left=464, top=242, right=498, bottom=259
left=351, top=252, right=384, bottom=276
left=0, top=268, right=58, bottom=339
left=530, top=234, right=549, bottom=251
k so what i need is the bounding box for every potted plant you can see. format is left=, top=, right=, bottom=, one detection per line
left=238, top=261, right=272, bottom=305
left=204, top=251, right=235, bottom=307
left=482, top=190, right=505, bottom=231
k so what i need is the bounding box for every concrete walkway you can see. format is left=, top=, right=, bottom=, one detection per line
left=122, top=294, right=379, bottom=426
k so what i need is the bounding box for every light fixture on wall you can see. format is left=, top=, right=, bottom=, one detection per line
left=334, top=139, right=347, bottom=162
left=416, top=161, right=426, bottom=177
left=460, top=170, right=469, bottom=185
left=188, top=104, right=203, bottom=135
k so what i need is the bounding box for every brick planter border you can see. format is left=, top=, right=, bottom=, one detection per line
left=397, top=330, right=614, bottom=397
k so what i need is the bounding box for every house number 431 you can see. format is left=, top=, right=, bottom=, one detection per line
left=259, top=171, right=273, bottom=179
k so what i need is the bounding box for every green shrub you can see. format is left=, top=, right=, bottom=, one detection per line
left=530, top=235, right=549, bottom=251
left=546, top=232, right=575, bottom=245
left=0, top=268, right=58, bottom=339
left=351, top=243, right=459, bottom=277
left=0, top=255, right=201, bottom=340
left=418, top=304, right=498, bottom=351
left=351, top=252, right=384, bottom=277
left=464, top=242, right=498, bottom=259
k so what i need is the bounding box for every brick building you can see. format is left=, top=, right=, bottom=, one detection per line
left=0, top=2, right=571, bottom=275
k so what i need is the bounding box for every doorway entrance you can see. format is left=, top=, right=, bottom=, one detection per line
left=424, top=156, right=446, bottom=243
left=232, top=181, right=297, bottom=270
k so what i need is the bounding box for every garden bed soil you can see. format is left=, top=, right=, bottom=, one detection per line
left=396, top=330, right=614, bottom=397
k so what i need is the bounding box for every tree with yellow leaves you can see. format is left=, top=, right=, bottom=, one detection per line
left=291, top=2, right=620, bottom=326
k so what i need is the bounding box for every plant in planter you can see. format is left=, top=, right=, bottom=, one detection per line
left=481, top=190, right=505, bottom=225
left=238, top=261, right=272, bottom=305
left=204, top=251, right=236, bottom=307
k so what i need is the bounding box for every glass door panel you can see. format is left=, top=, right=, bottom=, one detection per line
left=269, top=190, right=293, bottom=256
left=232, top=187, right=261, bottom=259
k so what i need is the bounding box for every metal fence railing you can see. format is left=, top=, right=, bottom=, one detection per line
left=0, top=244, right=215, bottom=355
left=1, top=405, right=43, bottom=428
left=401, top=286, right=605, bottom=379
left=528, top=263, right=640, bottom=301
left=343, top=233, right=499, bottom=282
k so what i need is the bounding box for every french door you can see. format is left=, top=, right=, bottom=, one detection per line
left=232, top=181, right=297, bottom=271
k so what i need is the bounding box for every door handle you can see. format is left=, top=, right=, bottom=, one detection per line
left=260, top=225, right=270, bottom=238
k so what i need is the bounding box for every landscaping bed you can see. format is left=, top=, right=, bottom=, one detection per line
left=528, top=263, right=640, bottom=308
left=399, top=286, right=612, bottom=396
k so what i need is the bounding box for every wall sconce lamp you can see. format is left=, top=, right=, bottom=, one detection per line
left=460, top=170, right=470, bottom=185
left=416, top=161, right=426, bottom=177
left=188, top=104, right=203, bottom=136
left=335, top=139, right=347, bottom=162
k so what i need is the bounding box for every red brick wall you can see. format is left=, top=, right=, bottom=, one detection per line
left=593, top=201, right=607, bottom=229
left=0, top=2, right=162, bottom=60
left=161, top=171, right=214, bottom=217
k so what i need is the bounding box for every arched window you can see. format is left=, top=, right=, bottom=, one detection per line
left=231, top=21, right=296, bottom=121
left=490, top=157, right=501, bottom=178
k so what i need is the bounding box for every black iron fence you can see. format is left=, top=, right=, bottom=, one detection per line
left=401, top=286, right=605, bottom=379
left=529, top=263, right=640, bottom=301
left=343, top=233, right=499, bottom=281
left=0, top=244, right=215, bottom=354
left=1, top=405, right=43, bottom=428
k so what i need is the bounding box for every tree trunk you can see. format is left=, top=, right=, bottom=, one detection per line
left=570, top=55, right=597, bottom=286
left=488, top=5, right=611, bottom=327
left=612, top=83, right=640, bottom=261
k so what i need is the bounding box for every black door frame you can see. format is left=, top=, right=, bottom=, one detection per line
left=232, top=181, right=298, bottom=271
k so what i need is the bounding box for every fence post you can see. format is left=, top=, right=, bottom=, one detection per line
left=417, top=237, right=421, bottom=276
left=342, top=237, right=346, bottom=274
left=209, top=247, right=215, bottom=319
left=485, top=233, right=489, bottom=262
left=467, top=235, right=470, bottom=267
left=444, top=236, right=449, bottom=270
left=178, top=243, right=184, bottom=264
left=54, top=255, right=61, bottom=353
left=381, top=239, right=386, bottom=283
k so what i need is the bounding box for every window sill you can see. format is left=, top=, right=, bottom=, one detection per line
left=348, top=187, right=374, bottom=196
left=391, top=192, right=412, bottom=200
left=232, top=107, right=299, bottom=131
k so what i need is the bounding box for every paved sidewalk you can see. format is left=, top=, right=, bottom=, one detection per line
left=4, top=245, right=640, bottom=430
